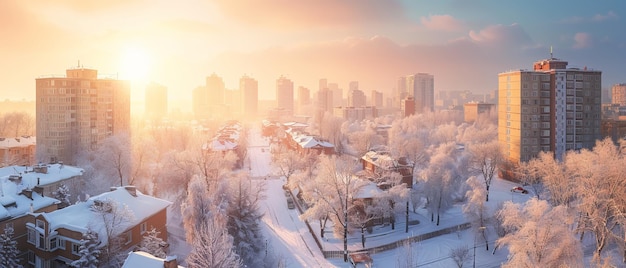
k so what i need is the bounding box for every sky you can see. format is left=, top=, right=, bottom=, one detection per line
left=1, top=0, right=625, bottom=107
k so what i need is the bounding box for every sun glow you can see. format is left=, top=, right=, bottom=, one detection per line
left=119, top=46, right=152, bottom=83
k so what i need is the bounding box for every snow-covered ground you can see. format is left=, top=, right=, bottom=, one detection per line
left=245, top=125, right=525, bottom=267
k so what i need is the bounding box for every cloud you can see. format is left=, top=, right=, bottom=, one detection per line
left=592, top=11, right=618, bottom=21
left=561, top=11, right=618, bottom=24
left=573, top=32, right=592, bottom=49
left=212, top=0, right=406, bottom=29
left=420, top=15, right=465, bottom=32
left=468, top=23, right=533, bottom=47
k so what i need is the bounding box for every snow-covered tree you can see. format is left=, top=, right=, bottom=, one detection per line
left=0, top=227, right=22, bottom=268
left=467, top=140, right=502, bottom=202
left=463, top=176, right=489, bottom=250
left=97, top=133, right=132, bottom=187
left=449, top=245, right=470, bottom=268
left=137, top=227, right=166, bottom=259
left=181, top=176, right=228, bottom=244
left=91, top=198, right=135, bottom=266
left=525, top=151, right=576, bottom=207
left=271, top=144, right=307, bottom=184
left=71, top=229, right=101, bottom=268
left=497, top=198, right=582, bottom=268
left=226, top=173, right=265, bottom=266
left=342, top=121, right=384, bottom=157
left=396, top=240, right=418, bottom=268
left=186, top=218, right=242, bottom=268
left=53, top=183, right=71, bottom=208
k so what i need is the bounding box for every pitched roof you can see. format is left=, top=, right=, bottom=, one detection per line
left=0, top=136, right=36, bottom=149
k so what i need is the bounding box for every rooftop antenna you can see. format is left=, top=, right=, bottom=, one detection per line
left=550, top=46, right=553, bottom=59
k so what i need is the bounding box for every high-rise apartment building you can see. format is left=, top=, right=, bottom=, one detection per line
left=347, top=88, right=366, bottom=107
left=297, top=86, right=310, bottom=114
left=319, top=78, right=328, bottom=91
left=36, top=67, right=130, bottom=164
left=406, top=73, right=434, bottom=113
left=144, top=82, right=167, bottom=120
left=206, top=73, right=225, bottom=105
left=402, top=96, right=415, bottom=117
left=371, top=90, right=383, bottom=108
left=240, top=75, right=258, bottom=120
left=318, top=88, right=333, bottom=114
left=612, top=83, right=626, bottom=106
left=498, top=57, right=602, bottom=165
left=276, top=76, right=294, bottom=115
left=329, top=83, right=342, bottom=107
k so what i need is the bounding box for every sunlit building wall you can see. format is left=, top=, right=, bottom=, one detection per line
left=464, top=102, right=494, bottom=123
left=371, top=90, right=383, bottom=108
left=401, top=96, right=415, bottom=117
left=406, top=73, right=434, bottom=113
left=499, top=57, right=602, bottom=165
left=206, top=73, right=225, bottom=106
left=347, top=88, right=366, bottom=107
left=240, top=75, right=258, bottom=120
left=297, top=86, right=310, bottom=114
left=329, top=83, right=342, bottom=107
left=276, top=76, right=294, bottom=115
left=317, top=88, right=333, bottom=114
left=612, top=83, right=626, bottom=106
left=36, top=67, right=130, bottom=164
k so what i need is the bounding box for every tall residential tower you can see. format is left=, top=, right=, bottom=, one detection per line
left=36, top=67, right=130, bottom=164
left=498, top=57, right=602, bottom=165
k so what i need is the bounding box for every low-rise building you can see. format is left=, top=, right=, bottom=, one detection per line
left=0, top=136, right=36, bottom=167
left=360, top=151, right=413, bottom=188
left=23, top=186, right=171, bottom=267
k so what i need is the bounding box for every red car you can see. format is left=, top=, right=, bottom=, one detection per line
left=510, top=186, right=528, bottom=194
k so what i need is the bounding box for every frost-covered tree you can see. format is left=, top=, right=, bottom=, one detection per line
left=53, top=184, right=71, bottom=208
left=181, top=176, right=228, bottom=244
left=271, top=144, right=306, bottom=184
left=421, top=143, right=468, bottom=225
left=525, top=151, right=576, bottom=207
left=342, top=121, right=384, bottom=157
left=463, top=176, right=489, bottom=250
left=91, top=198, right=135, bottom=266
left=186, top=218, right=242, bottom=268
left=71, top=229, right=101, bottom=268
left=137, top=227, right=166, bottom=259
left=450, top=245, right=470, bottom=268
left=396, top=240, right=418, bottom=268
left=0, top=227, right=22, bottom=268
left=497, top=198, right=582, bottom=268
left=467, top=140, right=502, bottom=202
left=226, top=173, right=265, bottom=265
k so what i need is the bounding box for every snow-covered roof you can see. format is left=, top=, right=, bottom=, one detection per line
left=0, top=136, right=36, bottom=149
left=289, top=131, right=334, bottom=149
left=0, top=163, right=84, bottom=189
left=0, top=164, right=82, bottom=221
left=361, top=151, right=412, bottom=170
left=282, top=121, right=308, bottom=128
left=204, top=121, right=242, bottom=151
left=41, top=186, right=171, bottom=245
left=354, top=181, right=382, bottom=199
left=123, top=251, right=184, bottom=268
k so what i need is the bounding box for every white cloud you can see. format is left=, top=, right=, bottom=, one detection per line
left=420, top=14, right=465, bottom=32
left=573, top=32, right=592, bottom=49
left=468, top=23, right=532, bottom=47
left=592, top=11, right=618, bottom=22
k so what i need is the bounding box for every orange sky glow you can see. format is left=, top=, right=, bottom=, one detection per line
left=1, top=1, right=624, bottom=113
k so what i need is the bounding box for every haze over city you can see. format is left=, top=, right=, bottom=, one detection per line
left=2, top=1, right=625, bottom=111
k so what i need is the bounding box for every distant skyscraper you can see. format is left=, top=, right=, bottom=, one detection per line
left=371, top=90, right=383, bottom=108
left=206, top=73, right=225, bottom=105
left=406, top=73, right=434, bottom=113
left=612, top=83, right=626, bottom=106
left=297, top=86, right=310, bottom=114
left=318, top=88, right=333, bottom=114
left=498, top=57, right=602, bottom=166
left=240, top=75, right=258, bottom=119
left=192, top=86, right=210, bottom=119
left=276, top=76, right=294, bottom=115
left=319, top=78, right=328, bottom=91
left=329, top=83, right=342, bottom=107
left=36, top=66, right=130, bottom=164
left=145, top=82, right=167, bottom=120
left=349, top=81, right=359, bottom=92
left=347, top=88, right=366, bottom=107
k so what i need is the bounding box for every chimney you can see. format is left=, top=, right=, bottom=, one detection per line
left=124, top=186, right=137, bottom=197
left=33, top=186, right=44, bottom=196
left=163, top=256, right=178, bottom=268
left=21, top=189, right=33, bottom=200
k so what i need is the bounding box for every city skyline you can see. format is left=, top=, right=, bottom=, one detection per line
left=1, top=1, right=624, bottom=108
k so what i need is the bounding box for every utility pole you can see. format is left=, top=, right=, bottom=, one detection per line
left=343, top=179, right=348, bottom=262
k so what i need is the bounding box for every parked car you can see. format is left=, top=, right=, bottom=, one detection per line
left=286, top=196, right=295, bottom=209
left=510, top=186, right=528, bottom=194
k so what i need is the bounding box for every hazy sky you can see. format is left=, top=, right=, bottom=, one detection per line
left=1, top=0, right=625, bottom=105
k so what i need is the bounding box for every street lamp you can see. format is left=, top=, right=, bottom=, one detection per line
left=473, top=226, right=486, bottom=268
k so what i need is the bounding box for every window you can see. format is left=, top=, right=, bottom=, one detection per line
left=27, top=229, right=36, bottom=245
left=140, top=222, right=147, bottom=234
left=28, top=250, right=35, bottom=265
left=124, top=231, right=132, bottom=245
left=72, top=243, right=81, bottom=255
left=36, top=219, right=45, bottom=230
left=49, top=237, right=57, bottom=251
left=57, top=238, right=66, bottom=250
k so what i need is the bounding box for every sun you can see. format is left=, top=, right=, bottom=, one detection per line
left=119, top=46, right=152, bottom=83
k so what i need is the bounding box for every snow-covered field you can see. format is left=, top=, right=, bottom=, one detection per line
left=166, top=125, right=605, bottom=267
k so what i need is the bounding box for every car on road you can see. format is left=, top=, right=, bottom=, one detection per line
left=510, top=186, right=528, bottom=194
left=286, top=196, right=295, bottom=209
